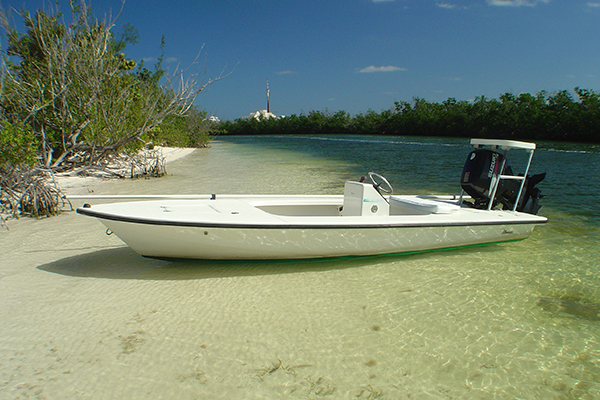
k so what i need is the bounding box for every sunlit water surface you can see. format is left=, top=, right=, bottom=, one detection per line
left=2, top=135, right=599, bottom=399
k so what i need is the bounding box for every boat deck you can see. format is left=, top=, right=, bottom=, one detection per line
left=77, top=195, right=547, bottom=229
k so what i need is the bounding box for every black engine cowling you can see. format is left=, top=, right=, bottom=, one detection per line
left=460, top=148, right=545, bottom=214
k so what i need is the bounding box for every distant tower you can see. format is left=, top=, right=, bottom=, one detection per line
left=266, top=78, right=270, bottom=113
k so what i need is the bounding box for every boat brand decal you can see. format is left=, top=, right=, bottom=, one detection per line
left=463, top=171, right=470, bottom=183
left=487, top=152, right=499, bottom=178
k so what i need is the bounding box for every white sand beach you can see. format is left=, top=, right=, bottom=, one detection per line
left=52, top=146, right=197, bottom=196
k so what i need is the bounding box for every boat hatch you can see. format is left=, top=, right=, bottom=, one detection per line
left=389, top=196, right=460, bottom=215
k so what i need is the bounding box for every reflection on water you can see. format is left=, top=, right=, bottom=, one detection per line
left=7, top=135, right=600, bottom=399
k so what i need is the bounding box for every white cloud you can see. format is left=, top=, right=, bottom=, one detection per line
left=357, top=65, right=407, bottom=73
left=487, top=0, right=549, bottom=6
left=372, top=0, right=394, bottom=2
left=437, top=2, right=470, bottom=9
left=165, top=57, right=178, bottom=64
left=436, top=3, right=471, bottom=10
left=587, top=2, right=600, bottom=7
left=275, top=70, right=297, bottom=75
left=437, top=3, right=457, bottom=8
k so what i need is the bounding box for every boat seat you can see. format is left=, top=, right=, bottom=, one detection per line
left=389, top=196, right=460, bottom=215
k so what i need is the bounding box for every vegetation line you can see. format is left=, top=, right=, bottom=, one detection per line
left=219, top=89, right=600, bottom=143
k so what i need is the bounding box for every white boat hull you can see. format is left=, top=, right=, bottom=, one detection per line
left=76, top=195, right=546, bottom=260
left=100, top=219, right=536, bottom=260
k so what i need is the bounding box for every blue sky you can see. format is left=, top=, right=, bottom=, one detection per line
left=2, top=0, right=600, bottom=120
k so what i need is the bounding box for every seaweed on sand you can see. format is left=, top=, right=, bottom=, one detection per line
left=255, top=359, right=298, bottom=381
left=537, top=296, right=600, bottom=321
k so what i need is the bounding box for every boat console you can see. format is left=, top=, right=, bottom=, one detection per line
left=342, top=181, right=389, bottom=216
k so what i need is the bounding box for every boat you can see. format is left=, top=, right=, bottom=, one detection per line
left=75, top=139, right=547, bottom=260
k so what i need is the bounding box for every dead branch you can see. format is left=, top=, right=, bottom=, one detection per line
left=0, top=166, right=67, bottom=222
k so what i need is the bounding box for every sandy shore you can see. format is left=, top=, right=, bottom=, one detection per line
left=1, top=147, right=217, bottom=399
left=53, top=146, right=196, bottom=196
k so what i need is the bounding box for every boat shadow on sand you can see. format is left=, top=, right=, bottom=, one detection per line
left=37, top=246, right=437, bottom=281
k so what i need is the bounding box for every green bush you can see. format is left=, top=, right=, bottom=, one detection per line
left=0, top=120, right=38, bottom=167
left=147, top=107, right=214, bottom=148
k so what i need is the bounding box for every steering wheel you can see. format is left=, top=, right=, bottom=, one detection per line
left=368, top=172, right=393, bottom=194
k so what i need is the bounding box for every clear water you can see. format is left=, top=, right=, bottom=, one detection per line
left=3, top=135, right=599, bottom=399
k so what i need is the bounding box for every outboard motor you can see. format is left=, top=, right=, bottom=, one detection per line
left=461, top=148, right=503, bottom=206
left=461, top=148, right=545, bottom=214
left=514, top=172, right=545, bottom=214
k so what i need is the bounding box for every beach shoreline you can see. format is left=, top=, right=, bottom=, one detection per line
left=53, top=146, right=196, bottom=196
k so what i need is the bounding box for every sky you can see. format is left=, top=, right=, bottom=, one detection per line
left=1, top=0, right=600, bottom=121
